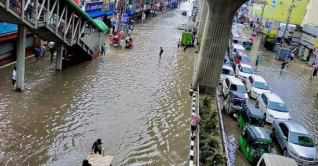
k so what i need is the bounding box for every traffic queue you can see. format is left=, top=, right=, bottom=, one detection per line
left=219, top=30, right=318, bottom=165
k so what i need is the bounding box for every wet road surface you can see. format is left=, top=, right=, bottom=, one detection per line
left=221, top=29, right=318, bottom=165
left=0, top=2, right=196, bottom=166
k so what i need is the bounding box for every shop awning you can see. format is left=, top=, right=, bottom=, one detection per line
left=88, top=11, right=114, bottom=18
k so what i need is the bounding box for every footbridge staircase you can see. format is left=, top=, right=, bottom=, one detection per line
left=0, top=0, right=108, bottom=58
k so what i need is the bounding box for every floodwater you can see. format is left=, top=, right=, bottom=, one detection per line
left=0, top=2, right=196, bottom=166
left=221, top=29, right=318, bottom=165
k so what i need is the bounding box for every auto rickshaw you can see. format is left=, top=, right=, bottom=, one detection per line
left=223, top=91, right=247, bottom=116
left=238, top=125, right=273, bottom=163
left=246, top=40, right=253, bottom=50
left=237, top=106, right=265, bottom=130
left=181, top=32, right=192, bottom=45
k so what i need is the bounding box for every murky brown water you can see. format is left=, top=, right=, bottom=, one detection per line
left=0, top=2, right=196, bottom=166
left=220, top=29, right=318, bottom=165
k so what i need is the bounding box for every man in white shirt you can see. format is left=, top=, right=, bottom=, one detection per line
left=12, top=67, right=17, bottom=87
left=128, top=29, right=132, bottom=36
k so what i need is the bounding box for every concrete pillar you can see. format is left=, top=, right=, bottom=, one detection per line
left=197, top=0, right=207, bottom=47
left=56, top=44, right=63, bottom=70
left=193, top=0, right=247, bottom=91
left=16, top=25, right=26, bottom=92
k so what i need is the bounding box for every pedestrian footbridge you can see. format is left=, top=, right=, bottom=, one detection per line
left=0, top=0, right=108, bottom=91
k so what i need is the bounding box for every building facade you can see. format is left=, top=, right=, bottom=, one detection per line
left=252, top=0, right=309, bottom=26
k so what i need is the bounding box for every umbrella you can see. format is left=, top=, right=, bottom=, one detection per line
left=119, top=31, right=125, bottom=36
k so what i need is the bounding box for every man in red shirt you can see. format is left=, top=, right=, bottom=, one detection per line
left=188, top=114, right=201, bottom=137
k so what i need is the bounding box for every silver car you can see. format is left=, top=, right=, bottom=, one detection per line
left=271, top=119, right=318, bottom=165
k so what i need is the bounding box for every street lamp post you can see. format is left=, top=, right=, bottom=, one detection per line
left=280, top=0, right=295, bottom=47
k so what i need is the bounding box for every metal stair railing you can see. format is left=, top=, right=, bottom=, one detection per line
left=0, top=0, right=100, bottom=55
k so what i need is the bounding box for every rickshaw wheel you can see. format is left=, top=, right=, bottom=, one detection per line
left=283, top=149, right=287, bottom=156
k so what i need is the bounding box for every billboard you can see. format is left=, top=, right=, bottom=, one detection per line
left=85, top=2, right=103, bottom=13
left=251, top=0, right=268, bottom=5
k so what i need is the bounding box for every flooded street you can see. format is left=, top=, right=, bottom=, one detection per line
left=222, top=29, right=318, bottom=165
left=0, top=2, right=196, bottom=166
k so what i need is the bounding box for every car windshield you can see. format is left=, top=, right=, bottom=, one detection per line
left=268, top=102, right=288, bottom=112
left=253, top=81, right=269, bottom=90
left=253, top=142, right=271, bottom=153
left=240, top=56, right=250, bottom=63
left=230, top=84, right=246, bottom=93
left=241, top=67, right=254, bottom=74
left=290, top=132, right=314, bottom=147
left=232, top=99, right=245, bottom=107
left=222, top=69, right=235, bottom=76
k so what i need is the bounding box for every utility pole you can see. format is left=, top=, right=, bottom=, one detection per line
left=280, top=0, right=295, bottom=47
left=141, top=0, right=145, bottom=25
left=257, top=3, right=265, bottom=32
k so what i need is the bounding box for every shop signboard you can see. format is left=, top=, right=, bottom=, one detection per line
left=85, top=2, right=103, bottom=13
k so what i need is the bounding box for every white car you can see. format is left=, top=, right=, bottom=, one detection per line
left=177, top=23, right=191, bottom=31
left=255, top=92, right=290, bottom=123
left=245, top=75, right=270, bottom=99
left=235, top=64, right=254, bottom=82
left=222, top=77, right=248, bottom=100
left=219, top=65, right=235, bottom=83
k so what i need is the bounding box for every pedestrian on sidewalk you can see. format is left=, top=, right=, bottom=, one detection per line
left=34, top=47, right=41, bottom=62
left=42, top=44, right=46, bottom=58
left=101, top=43, right=107, bottom=55
left=12, top=67, right=17, bottom=88
left=183, top=44, right=188, bottom=52
left=177, top=39, right=181, bottom=48
left=255, top=56, right=260, bottom=70
left=188, top=114, right=201, bottom=137
left=159, top=47, right=164, bottom=58
left=310, top=64, right=318, bottom=79
left=128, top=29, right=132, bottom=36
left=91, top=139, right=105, bottom=156
left=281, top=61, right=288, bottom=71
left=82, top=159, right=92, bottom=166
left=192, top=35, right=195, bottom=45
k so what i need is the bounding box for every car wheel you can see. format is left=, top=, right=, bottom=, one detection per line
left=271, top=129, right=275, bottom=139
left=248, top=91, right=251, bottom=97
left=283, top=149, right=287, bottom=157
left=255, top=101, right=259, bottom=108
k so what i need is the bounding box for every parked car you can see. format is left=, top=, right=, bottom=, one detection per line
left=222, top=77, right=248, bottom=99
left=255, top=92, right=291, bottom=124
left=224, top=54, right=231, bottom=66
left=271, top=119, right=318, bottom=165
left=237, top=105, right=265, bottom=130
left=234, top=52, right=250, bottom=66
left=219, top=65, right=235, bottom=83
left=256, top=153, right=298, bottom=166
left=223, top=91, right=247, bottom=116
left=238, top=125, right=273, bottom=163
left=177, top=23, right=191, bottom=32
left=246, top=75, right=270, bottom=99
left=230, top=43, right=245, bottom=60
left=235, top=64, right=254, bottom=82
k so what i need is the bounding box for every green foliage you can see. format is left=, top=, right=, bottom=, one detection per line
left=199, top=95, right=225, bottom=166
left=265, top=34, right=276, bottom=43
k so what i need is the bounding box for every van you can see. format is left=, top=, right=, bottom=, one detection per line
left=257, top=153, right=298, bottom=166
left=231, top=44, right=245, bottom=60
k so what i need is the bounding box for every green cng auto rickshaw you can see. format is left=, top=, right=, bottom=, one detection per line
left=238, top=125, right=273, bottom=163
left=223, top=91, right=247, bottom=116
left=237, top=106, right=265, bottom=130
left=181, top=32, right=192, bottom=46
left=246, top=40, right=253, bottom=50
